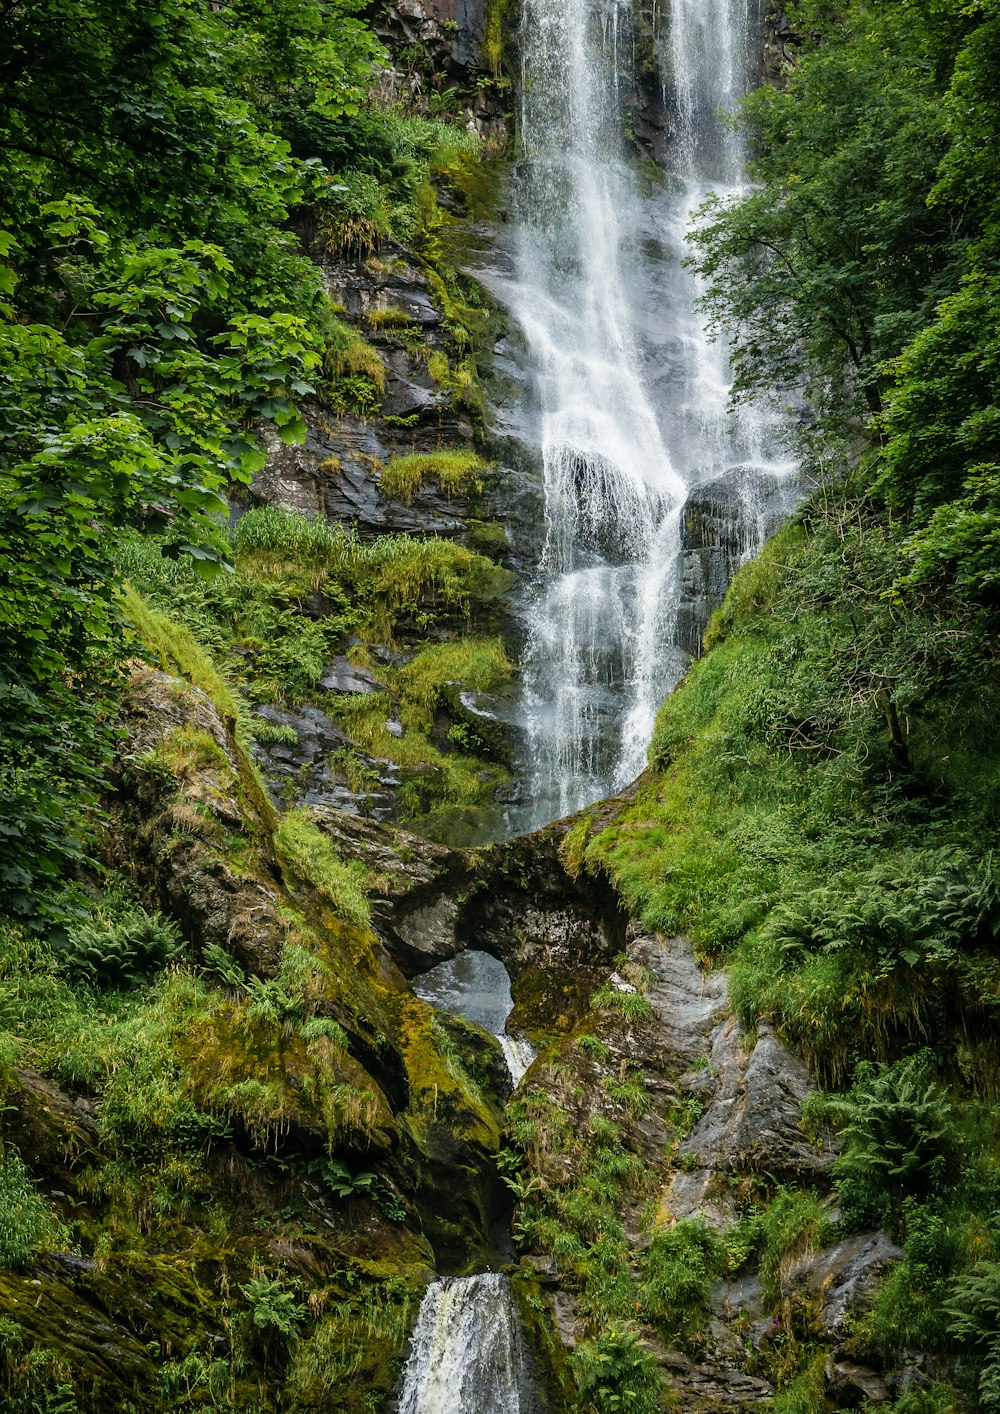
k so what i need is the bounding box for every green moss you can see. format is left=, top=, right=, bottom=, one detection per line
left=379, top=449, right=488, bottom=506
left=484, top=0, right=518, bottom=74
left=286, top=1272, right=422, bottom=1408
left=122, top=589, right=248, bottom=735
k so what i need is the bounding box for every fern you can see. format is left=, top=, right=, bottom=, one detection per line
left=829, top=1052, right=957, bottom=1228
left=945, top=1263, right=1000, bottom=1411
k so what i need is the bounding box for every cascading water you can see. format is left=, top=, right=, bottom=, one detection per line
left=398, top=1274, right=529, bottom=1414
left=497, top=0, right=795, bottom=826
left=413, top=950, right=536, bottom=1087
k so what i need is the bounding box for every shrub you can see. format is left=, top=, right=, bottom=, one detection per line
left=0, top=1150, right=55, bottom=1269
left=590, top=986, right=653, bottom=1021
left=58, top=907, right=184, bottom=988
left=751, top=1188, right=835, bottom=1304
left=945, top=1262, right=1000, bottom=1411
left=570, top=1325, right=664, bottom=1414
left=241, top=1272, right=308, bottom=1364
left=828, top=1052, right=958, bottom=1230
left=638, top=1220, right=726, bottom=1341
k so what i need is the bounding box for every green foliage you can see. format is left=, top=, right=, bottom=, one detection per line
left=59, top=906, right=184, bottom=988
left=315, top=113, right=482, bottom=258
left=569, top=1325, right=664, bottom=1414
left=693, top=0, right=1000, bottom=616
left=637, top=1221, right=726, bottom=1342
left=274, top=809, right=371, bottom=929
left=124, top=507, right=514, bottom=712
left=286, top=1275, right=413, bottom=1400
left=590, top=987, right=653, bottom=1021
left=735, top=1188, right=835, bottom=1306
left=768, top=1356, right=828, bottom=1414
left=321, top=314, right=386, bottom=414
left=827, top=1054, right=958, bottom=1230
left=240, top=1272, right=308, bottom=1361
left=0, top=1149, right=56, bottom=1269
left=690, top=2, right=959, bottom=420
left=588, top=499, right=1000, bottom=1081
left=0, top=1317, right=80, bottom=1413
left=0, top=0, right=401, bottom=922
left=946, top=1263, right=1000, bottom=1410
left=379, top=449, right=488, bottom=505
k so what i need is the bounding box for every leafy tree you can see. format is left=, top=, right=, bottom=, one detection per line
left=690, top=0, right=963, bottom=421
left=0, top=0, right=382, bottom=921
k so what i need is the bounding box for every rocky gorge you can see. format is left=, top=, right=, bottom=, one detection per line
left=4, top=0, right=1000, bottom=1411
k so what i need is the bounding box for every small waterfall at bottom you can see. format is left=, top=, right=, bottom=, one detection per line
left=398, top=1274, right=529, bottom=1414
left=498, top=1033, right=536, bottom=1087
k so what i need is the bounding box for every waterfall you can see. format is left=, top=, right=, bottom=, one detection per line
left=411, top=950, right=536, bottom=1087
left=398, top=1274, right=528, bottom=1414
left=499, top=0, right=792, bottom=827
left=498, top=1032, right=536, bottom=1086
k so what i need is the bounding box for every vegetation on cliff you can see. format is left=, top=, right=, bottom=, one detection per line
left=0, top=0, right=517, bottom=1407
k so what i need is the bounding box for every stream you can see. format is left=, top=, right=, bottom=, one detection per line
left=400, top=0, right=795, bottom=1404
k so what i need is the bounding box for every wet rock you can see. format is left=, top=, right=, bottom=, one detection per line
left=714, top=1272, right=766, bottom=1322
left=111, top=668, right=286, bottom=977
left=552, top=1290, right=581, bottom=1350
left=660, top=1168, right=737, bottom=1230
left=762, top=5, right=796, bottom=86
left=252, top=410, right=480, bottom=541
left=376, top=0, right=495, bottom=81
left=249, top=701, right=403, bottom=819
left=632, top=933, right=728, bottom=1065
left=656, top=1347, right=774, bottom=1408
left=438, top=682, right=522, bottom=767
left=679, top=1017, right=836, bottom=1181
left=785, top=1231, right=903, bottom=1337
left=677, top=465, right=803, bottom=655
left=320, top=656, right=386, bottom=695
left=305, top=805, right=631, bottom=1002
left=381, top=354, right=448, bottom=419
left=825, top=1358, right=891, bottom=1406
left=4, top=1067, right=99, bottom=1175
left=310, top=807, right=477, bottom=972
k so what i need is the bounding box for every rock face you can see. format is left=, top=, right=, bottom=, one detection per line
left=375, top=0, right=508, bottom=142
left=108, top=668, right=513, bottom=1264
left=678, top=1018, right=837, bottom=1181
left=762, top=4, right=796, bottom=86
left=498, top=924, right=908, bottom=1409
left=785, top=1231, right=903, bottom=1338
left=309, top=807, right=629, bottom=1017
left=677, top=466, right=803, bottom=655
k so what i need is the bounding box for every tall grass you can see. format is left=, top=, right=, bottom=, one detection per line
left=122, top=589, right=248, bottom=733
left=380, top=450, right=487, bottom=506
left=274, top=810, right=371, bottom=930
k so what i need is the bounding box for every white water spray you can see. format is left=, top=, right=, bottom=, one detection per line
left=500, top=0, right=792, bottom=825
left=498, top=1032, right=536, bottom=1087
left=398, top=1274, right=527, bottom=1414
